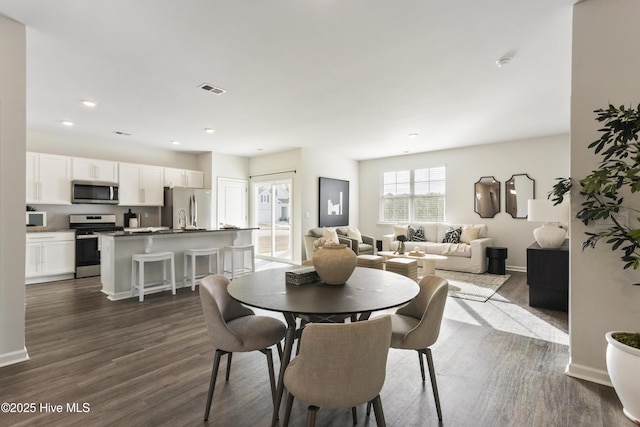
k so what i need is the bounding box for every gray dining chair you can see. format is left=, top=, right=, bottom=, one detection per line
left=382, top=274, right=448, bottom=421
left=199, top=274, right=286, bottom=421
left=282, top=316, right=392, bottom=427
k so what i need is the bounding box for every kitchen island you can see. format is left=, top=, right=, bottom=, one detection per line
left=100, top=228, right=255, bottom=300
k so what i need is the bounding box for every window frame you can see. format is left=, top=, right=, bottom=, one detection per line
left=380, top=166, right=445, bottom=223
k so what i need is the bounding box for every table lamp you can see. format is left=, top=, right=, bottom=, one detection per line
left=527, top=199, right=569, bottom=248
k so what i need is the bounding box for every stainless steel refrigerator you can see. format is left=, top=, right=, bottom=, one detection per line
left=161, top=188, right=213, bottom=229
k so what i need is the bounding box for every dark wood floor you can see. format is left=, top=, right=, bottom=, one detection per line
left=0, top=269, right=629, bottom=427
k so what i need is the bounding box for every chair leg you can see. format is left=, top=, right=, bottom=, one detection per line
left=425, top=348, right=443, bottom=421
left=351, top=406, right=357, bottom=424
left=307, top=406, right=319, bottom=427
left=277, top=342, right=283, bottom=361
left=366, top=401, right=372, bottom=415
left=283, top=392, right=295, bottom=427
left=261, top=348, right=277, bottom=407
left=418, top=349, right=426, bottom=381
left=204, top=349, right=224, bottom=421
left=225, top=352, right=233, bottom=381
left=371, top=395, right=386, bottom=427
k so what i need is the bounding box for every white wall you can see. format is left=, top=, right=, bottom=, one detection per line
left=0, top=15, right=27, bottom=367
left=248, top=148, right=360, bottom=262
left=359, top=135, right=570, bottom=270
left=567, top=0, right=640, bottom=386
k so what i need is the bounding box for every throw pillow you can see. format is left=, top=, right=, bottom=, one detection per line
left=393, top=225, right=408, bottom=240
left=412, top=225, right=426, bottom=242
left=407, top=225, right=416, bottom=241
left=347, top=227, right=363, bottom=243
left=443, top=227, right=462, bottom=244
left=322, top=227, right=340, bottom=244
left=460, top=225, right=480, bottom=244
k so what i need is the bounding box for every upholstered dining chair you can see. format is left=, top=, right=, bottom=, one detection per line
left=383, top=274, right=448, bottom=421
left=199, top=274, right=286, bottom=421
left=282, top=316, right=392, bottom=427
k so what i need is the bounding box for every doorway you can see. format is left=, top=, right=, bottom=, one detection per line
left=252, top=179, right=292, bottom=262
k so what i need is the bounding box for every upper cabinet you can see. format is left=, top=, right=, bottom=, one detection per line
left=118, top=162, right=164, bottom=206
left=72, top=157, right=118, bottom=183
left=26, top=152, right=72, bottom=205
left=164, top=167, right=204, bottom=189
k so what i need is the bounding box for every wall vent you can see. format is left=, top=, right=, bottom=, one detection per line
left=198, top=83, right=226, bottom=95
left=112, top=131, right=131, bottom=136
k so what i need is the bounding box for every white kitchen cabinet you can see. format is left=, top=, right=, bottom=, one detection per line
left=26, top=232, right=75, bottom=283
left=118, top=162, right=164, bottom=206
left=26, top=152, right=72, bottom=204
left=164, top=167, right=204, bottom=188
left=72, top=157, right=118, bottom=182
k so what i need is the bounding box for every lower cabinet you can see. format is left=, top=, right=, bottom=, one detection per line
left=26, top=232, right=75, bottom=284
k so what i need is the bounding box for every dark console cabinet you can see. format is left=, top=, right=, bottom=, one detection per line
left=527, top=240, right=569, bottom=311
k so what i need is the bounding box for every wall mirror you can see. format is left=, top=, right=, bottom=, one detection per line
left=505, top=173, right=535, bottom=219
left=474, top=176, right=500, bottom=218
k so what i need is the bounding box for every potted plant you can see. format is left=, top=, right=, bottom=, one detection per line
left=549, top=104, right=640, bottom=423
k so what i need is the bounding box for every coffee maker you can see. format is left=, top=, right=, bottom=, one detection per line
left=124, top=209, right=140, bottom=228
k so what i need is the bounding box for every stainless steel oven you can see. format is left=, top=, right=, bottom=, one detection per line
left=70, top=214, right=123, bottom=278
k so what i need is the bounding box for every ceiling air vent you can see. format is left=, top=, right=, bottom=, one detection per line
left=112, top=131, right=131, bottom=136
left=198, top=83, right=226, bottom=95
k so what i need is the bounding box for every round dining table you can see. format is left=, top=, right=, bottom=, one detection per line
left=227, top=265, right=420, bottom=427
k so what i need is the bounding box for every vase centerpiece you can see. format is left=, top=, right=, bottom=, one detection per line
left=312, top=243, right=356, bottom=285
left=395, top=234, right=407, bottom=255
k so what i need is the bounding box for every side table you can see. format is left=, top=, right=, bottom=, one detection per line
left=526, top=240, right=569, bottom=311
left=486, top=246, right=508, bottom=275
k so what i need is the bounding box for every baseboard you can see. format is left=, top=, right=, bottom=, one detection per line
left=102, top=281, right=190, bottom=301
left=565, top=361, right=612, bottom=387
left=0, top=347, right=30, bottom=368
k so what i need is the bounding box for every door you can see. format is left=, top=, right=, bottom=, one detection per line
left=252, top=180, right=292, bottom=262
left=218, top=178, right=248, bottom=228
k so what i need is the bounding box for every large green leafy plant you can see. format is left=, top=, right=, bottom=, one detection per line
left=550, top=104, right=640, bottom=273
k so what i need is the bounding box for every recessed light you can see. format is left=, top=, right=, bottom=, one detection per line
left=81, top=100, right=97, bottom=107
left=408, top=133, right=419, bottom=138
left=171, top=140, right=181, bottom=145
left=204, top=128, right=215, bottom=134
left=61, top=121, right=74, bottom=126
left=257, top=148, right=264, bottom=151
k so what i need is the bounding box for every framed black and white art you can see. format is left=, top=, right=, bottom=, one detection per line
left=318, top=177, right=349, bottom=227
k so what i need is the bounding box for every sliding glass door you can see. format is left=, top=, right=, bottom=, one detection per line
left=252, top=179, right=292, bottom=262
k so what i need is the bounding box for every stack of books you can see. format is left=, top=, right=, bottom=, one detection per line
left=285, top=267, right=320, bottom=286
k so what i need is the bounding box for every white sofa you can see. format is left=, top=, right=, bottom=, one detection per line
left=382, top=223, right=493, bottom=273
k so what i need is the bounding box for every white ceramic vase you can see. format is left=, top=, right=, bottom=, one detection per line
left=605, top=331, right=640, bottom=423
left=313, top=244, right=356, bottom=285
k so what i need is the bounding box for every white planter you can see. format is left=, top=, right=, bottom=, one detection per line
left=606, top=331, right=640, bottom=424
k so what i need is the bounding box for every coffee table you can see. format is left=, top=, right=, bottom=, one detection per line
left=378, top=250, right=448, bottom=275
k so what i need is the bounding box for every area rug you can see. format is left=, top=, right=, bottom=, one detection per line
left=433, top=269, right=511, bottom=302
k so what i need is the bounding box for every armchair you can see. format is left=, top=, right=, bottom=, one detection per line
left=304, top=226, right=376, bottom=260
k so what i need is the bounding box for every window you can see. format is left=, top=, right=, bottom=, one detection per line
left=381, top=167, right=445, bottom=222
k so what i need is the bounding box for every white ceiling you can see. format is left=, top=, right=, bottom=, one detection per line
left=0, top=0, right=575, bottom=161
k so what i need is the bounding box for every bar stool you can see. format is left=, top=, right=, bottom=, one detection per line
left=183, top=248, right=220, bottom=291
left=223, top=245, right=255, bottom=279
left=131, top=251, right=176, bottom=302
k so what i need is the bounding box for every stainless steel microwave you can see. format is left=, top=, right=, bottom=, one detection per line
left=72, top=181, right=119, bottom=204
